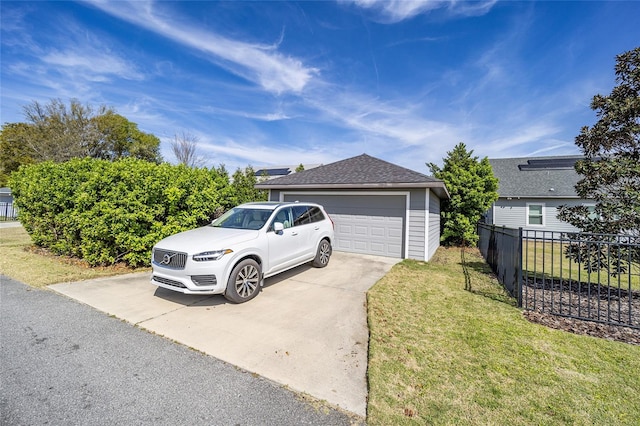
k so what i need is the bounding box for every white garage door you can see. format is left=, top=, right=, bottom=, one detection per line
left=282, top=194, right=405, bottom=258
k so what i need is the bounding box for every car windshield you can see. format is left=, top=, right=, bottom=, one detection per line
left=211, top=208, right=272, bottom=230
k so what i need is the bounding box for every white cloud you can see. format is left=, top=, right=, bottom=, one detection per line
left=42, top=48, right=144, bottom=82
left=88, top=0, right=318, bottom=94
left=346, top=0, right=497, bottom=23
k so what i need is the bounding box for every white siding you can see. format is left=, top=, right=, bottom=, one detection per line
left=408, top=190, right=426, bottom=260
left=492, top=198, right=583, bottom=232
left=427, top=191, right=441, bottom=260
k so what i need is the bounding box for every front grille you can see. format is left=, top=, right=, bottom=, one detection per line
left=153, top=276, right=187, bottom=289
left=191, top=275, right=217, bottom=287
left=153, top=249, right=187, bottom=269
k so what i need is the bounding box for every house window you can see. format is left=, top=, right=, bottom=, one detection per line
left=527, top=203, right=544, bottom=226
left=583, top=203, right=598, bottom=220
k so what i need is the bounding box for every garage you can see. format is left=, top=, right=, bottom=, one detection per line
left=255, top=154, right=449, bottom=261
left=282, top=193, right=406, bottom=257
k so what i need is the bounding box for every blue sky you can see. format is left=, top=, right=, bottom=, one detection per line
left=1, top=1, right=639, bottom=173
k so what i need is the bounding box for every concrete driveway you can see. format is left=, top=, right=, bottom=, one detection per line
left=49, top=252, right=399, bottom=417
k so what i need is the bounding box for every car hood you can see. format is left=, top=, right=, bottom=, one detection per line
left=154, top=226, right=260, bottom=254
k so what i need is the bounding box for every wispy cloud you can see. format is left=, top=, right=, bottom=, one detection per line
left=196, top=135, right=336, bottom=170
left=1, top=11, right=145, bottom=106
left=42, top=46, right=144, bottom=82
left=88, top=0, right=318, bottom=94
left=344, top=0, right=497, bottom=23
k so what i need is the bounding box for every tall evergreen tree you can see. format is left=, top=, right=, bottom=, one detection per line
left=557, top=47, right=640, bottom=275
left=428, top=143, right=498, bottom=246
left=558, top=47, right=640, bottom=238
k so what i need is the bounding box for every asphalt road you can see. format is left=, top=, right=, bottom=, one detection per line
left=0, top=276, right=356, bottom=425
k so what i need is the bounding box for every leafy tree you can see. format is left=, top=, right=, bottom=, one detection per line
left=92, top=111, right=162, bottom=162
left=229, top=167, right=267, bottom=206
left=295, top=163, right=305, bottom=172
left=20, top=98, right=105, bottom=162
left=557, top=47, right=640, bottom=274
left=0, top=123, right=35, bottom=186
left=428, top=143, right=498, bottom=246
left=0, top=99, right=162, bottom=181
left=558, top=47, right=640, bottom=237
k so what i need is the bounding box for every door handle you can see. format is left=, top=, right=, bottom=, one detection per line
left=291, top=232, right=298, bottom=236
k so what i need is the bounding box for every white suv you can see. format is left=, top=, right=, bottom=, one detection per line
left=151, top=202, right=334, bottom=303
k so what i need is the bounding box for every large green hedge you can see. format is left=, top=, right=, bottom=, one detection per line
left=9, top=158, right=232, bottom=266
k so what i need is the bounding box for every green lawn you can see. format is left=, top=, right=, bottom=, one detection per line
left=523, top=239, right=640, bottom=291
left=0, top=226, right=147, bottom=287
left=367, top=247, right=640, bottom=425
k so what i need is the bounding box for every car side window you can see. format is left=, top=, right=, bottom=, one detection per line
left=307, top=206, right=325, bottom=223
left=292, top=206, right=311, bottom=226
left=269, top=207, right=292, bottom=231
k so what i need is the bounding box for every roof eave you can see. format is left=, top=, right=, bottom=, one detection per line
left=255, top=182, right=450, bottom=198
left=498, top=195, right=582, bottom=199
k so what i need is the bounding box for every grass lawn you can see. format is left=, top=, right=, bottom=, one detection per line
left=0, top=226, right=148, bottom=287
left=523, top=240, right=640, bottom=291
left=367, top=247, right=640, bottom=425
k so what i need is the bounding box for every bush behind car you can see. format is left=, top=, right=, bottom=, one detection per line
left=9, top=158, right=242, bottom=267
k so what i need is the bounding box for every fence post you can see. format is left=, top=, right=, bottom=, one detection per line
left=517, top=227, right=523, bottom=307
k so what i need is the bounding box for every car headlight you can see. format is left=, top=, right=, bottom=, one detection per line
left=192, top=249, right=233, bottom=262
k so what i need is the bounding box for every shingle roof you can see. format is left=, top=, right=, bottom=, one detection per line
left=255, top=154, right=449, bottom=198
left=489, top=155, right=583, bottom=198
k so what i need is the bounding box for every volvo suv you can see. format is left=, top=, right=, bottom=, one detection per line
left=151, top=202, right=334, bottom=303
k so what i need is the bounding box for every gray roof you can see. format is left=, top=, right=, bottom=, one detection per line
left=489, top=155, right=583, bottom=198
left=255, top=154, right=449, bottom=198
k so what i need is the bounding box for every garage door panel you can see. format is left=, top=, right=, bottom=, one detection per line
left=388, top=228, right=402, bottom=238
left=370, top=242, right=384, bottom=253
left=355, top=226, right=368, bottom=236
left=370, top=227, right=385, bottom=237
left=282, top=194, right=405, bottom=258
left=387, top=244, right=402, bottom=256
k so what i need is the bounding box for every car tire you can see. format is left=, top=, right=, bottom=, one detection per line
left=312, top=239, right=332, bottom=268
left=224, top=259, right=262, bottom=304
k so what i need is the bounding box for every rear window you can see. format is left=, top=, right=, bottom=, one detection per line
left=308, top=206, right=325, bottom=223
left=292, top=205, right=326, bottom=225
left=293, top=206, right=310, bottom=226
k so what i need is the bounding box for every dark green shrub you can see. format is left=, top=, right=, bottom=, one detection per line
left=9, top=158, right=227, bottom=266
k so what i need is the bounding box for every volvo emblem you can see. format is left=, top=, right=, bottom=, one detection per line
left=161, top=253, right=175, bottom=265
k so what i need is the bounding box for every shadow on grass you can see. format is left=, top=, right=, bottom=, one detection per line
left=460, top=248, right=517, bottom=306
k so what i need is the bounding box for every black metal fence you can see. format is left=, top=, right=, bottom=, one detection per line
left=0, top=202, right=18, bottom=221
left=477, top=224, right=522, bottom=306
left=478, top=223, right=640, bottom=330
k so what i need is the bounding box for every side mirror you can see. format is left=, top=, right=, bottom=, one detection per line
left=273, top=222, right=284, bottom=233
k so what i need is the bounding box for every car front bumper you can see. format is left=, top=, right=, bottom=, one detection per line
left=151, top=262, right=228, bottom=295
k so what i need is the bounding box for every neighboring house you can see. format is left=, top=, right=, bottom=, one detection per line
left=254, top=164, right=321, bottom=180
left=486, top=156, right=591, bottom=232
left=0, top=187, right=13, bottom=204
left=0, top=187, right=17, bottom=220
left=255, top=154, right=449, bottom=261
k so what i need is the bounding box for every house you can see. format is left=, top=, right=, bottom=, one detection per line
left=0, top=187, right=17, bottom=220
left=255, top=154, right=449, bottom=261
left=254, top=164, right=321, bottom=180
left=486, top=155, right=591, bottom=232
left=0, top=187, right=13, bottom=204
